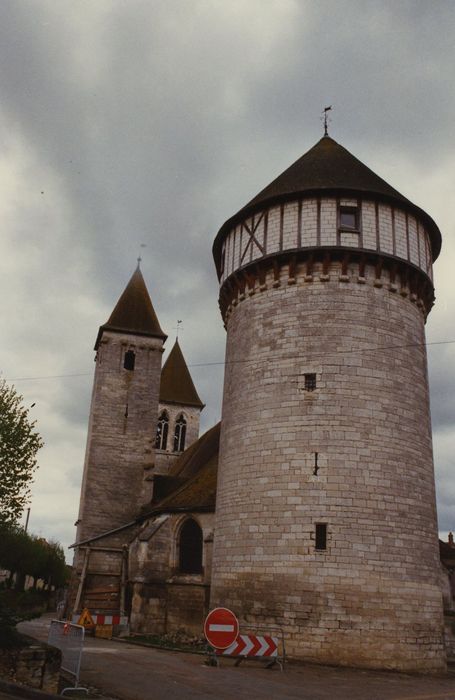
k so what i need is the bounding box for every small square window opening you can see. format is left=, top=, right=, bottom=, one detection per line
left=315, top=523, right=327, bottom=550
left=339, top=206, right=358, bottom=231
left=124, top=350, right=135, bottom=371
left=304, top=373, right=317, bottom=391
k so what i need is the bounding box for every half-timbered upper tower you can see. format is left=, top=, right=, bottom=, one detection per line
left=210, top=135, right=445, bottom=671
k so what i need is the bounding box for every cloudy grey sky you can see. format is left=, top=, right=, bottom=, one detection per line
left=0, top=0, right=454, bottom=559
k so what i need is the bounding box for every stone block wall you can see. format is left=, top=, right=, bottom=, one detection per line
left=211, top=258, right=445, bottom=671
left=154, top=404, right=201, bottom=475
left=129, top=512, right=213, bottom=635
left=0, top=641, right=61, bottom=694
left=70, top=330, right=163, bottom=607
left=76, top=331, right=163, bottom=547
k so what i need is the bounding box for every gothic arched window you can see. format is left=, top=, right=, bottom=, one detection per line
left=155, top=411, right=169, bottom=450
left=173, top=414, right=187, bottom=452
left=179, top=519, right=203, bottom=574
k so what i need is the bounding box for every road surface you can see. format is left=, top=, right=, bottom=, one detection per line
left=18, top=615, right=455, bottom=700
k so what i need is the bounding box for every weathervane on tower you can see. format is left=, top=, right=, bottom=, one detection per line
left=322, top=105, right=332, bottom=136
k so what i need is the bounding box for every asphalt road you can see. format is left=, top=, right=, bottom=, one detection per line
left=18, top=615, right=455, bottom=700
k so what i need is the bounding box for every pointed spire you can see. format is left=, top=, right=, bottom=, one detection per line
left=95, top=267, right=167, bottom=349
left=159, top=339, right=204, bottom=408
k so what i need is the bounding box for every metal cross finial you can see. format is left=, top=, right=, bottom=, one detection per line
left=175, top=320, right=183, bottom=339
left=137, top=243, right=147, bottom=268
left=322, top=105, right=332, bottom=136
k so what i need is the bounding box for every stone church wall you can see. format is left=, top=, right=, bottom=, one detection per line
left=154, top=404, right=201, bottom=475
left=129, top=512, right=213, bottom=636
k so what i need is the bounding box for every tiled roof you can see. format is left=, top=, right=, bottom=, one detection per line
left=440, top=539, right=455, bottom=564
left=95, top=267, right=166, bottom=349
left=159, top=339, right=204, bottom=409
left=140, top=422, right=220, bottom=518
left=213, top=135, right=442, bottom=273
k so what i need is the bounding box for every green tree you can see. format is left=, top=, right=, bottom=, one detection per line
left=0, top=379, right=43, bottom=525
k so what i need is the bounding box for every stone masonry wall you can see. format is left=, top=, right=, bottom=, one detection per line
left=211, top=259, right=445, bottom=671
left=71, top=330, right=163, bottom=604
left=154, top=404, right=201, bottom=475
left=129, top=512, right=213, bottom=635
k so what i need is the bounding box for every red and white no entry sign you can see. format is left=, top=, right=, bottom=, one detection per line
left=204, top=607, right=239, bottom=649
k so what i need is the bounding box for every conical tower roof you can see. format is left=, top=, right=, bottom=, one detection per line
left=95, top=266, right=166, bottom=349
left=213, top=135, right=442, bottom=272
left=159, top=339, right=204, bottom=408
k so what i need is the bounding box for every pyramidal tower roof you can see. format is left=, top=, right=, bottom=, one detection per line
left=159, top=339, right=204, bottom=409
left=213, top=135, right=442, bottom=270
left=95, top=266, right=166, bottom=349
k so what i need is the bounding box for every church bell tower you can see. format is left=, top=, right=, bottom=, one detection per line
left=73, top=265, right=166, bottom=578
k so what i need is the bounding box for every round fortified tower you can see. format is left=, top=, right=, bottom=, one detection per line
left=210, top=135, right=445, bottom=671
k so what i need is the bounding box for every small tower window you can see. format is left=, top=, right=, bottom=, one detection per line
left=315, top=523, right=327, bottom=551
left=124, top=350, right=135, bottom=371
left=155, top=411, right=169, bottom=450
left=339, top=205, right=358, bottom=231
left=304, top=373, right=317, bottom=391
left=173, top=414, right=187, bottom=452
left=179, top=519, right=203, bottom=574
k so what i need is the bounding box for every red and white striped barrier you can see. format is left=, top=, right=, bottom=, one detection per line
left=215, top=634, right=278, bottom=658
left=72, top=613, right=127, bottom=626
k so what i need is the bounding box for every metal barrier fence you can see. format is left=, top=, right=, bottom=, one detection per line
left=48, top=620, right=87, bottom=695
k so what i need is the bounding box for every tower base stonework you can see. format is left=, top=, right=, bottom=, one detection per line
left=211, top=260, right=446, bottom=671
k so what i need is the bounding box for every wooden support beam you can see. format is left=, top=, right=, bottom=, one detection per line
left=73, top=546, right=90, bottom=615
left=77, top=546, right=123, bottom=553
left=120, top=545, right=128, bottom=617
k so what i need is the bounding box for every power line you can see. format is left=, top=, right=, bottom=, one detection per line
left=3, top=338, right=455, bottom=383
left=188, top=339, right=455, bottom=367
left=3, top=372, right=91, bottom=382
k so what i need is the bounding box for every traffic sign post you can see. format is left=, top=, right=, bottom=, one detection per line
left=204, top=607, right=239, bottom=650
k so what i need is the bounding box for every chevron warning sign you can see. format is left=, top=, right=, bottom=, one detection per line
left=215, top=634, right=278, bottom=658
